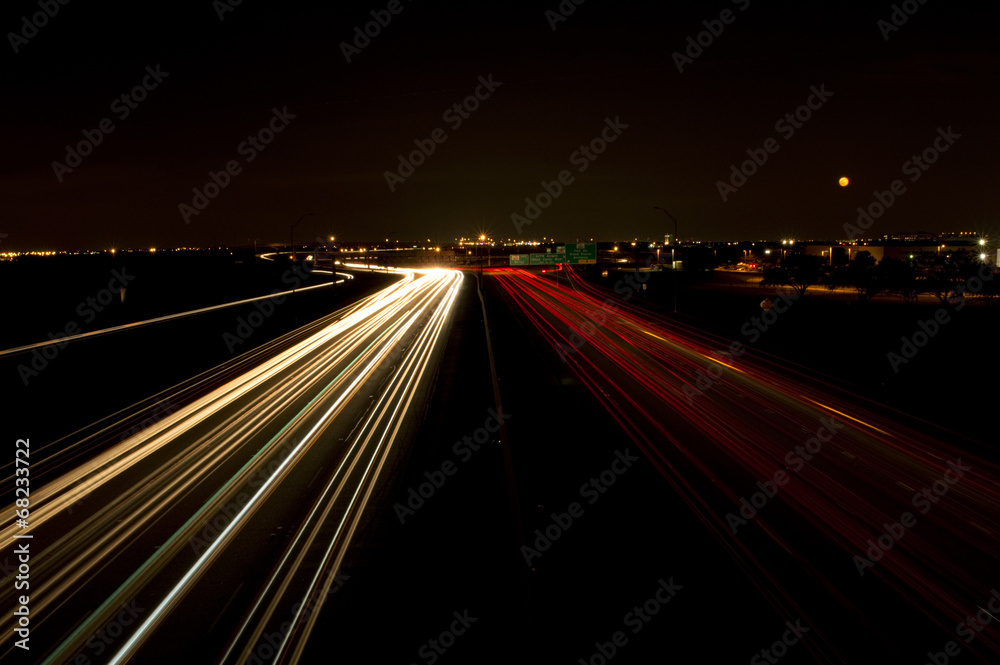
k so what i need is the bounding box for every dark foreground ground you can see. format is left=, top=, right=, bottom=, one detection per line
left=3, top=255, right=996, bottom=663
left=608, top=266, right=998, bottom=450
left=313, top=265, right=999, bottom=664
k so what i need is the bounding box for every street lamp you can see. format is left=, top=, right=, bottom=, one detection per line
left=653, top=206, right=679, bottom=313
left=290, top=212, right=314, bottom=261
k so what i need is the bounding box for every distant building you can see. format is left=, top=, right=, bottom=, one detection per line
left=939, top=231, right=982, bottom=241
left=803, top=239, right=982, bottom=264
left=881, top=231, right=935, bottom=242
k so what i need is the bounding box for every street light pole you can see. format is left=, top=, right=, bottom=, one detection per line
left=290, top=212, right=314, bottom=261
left=653, top=206, right=679, bottom=314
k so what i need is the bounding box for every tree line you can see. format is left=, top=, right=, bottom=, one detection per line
left=759, top=250, right=998, bottom=304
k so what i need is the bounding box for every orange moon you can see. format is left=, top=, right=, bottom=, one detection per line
left=838, top=176, right=849, bottom=187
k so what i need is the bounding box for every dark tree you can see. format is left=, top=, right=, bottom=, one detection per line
left=761, top=253, right=826, bottom=297
left=915, top=250, right=981, bottom=305
left=877, top=257, right=919, bottom=304
left=681, top=245, right=720, bottom=272
left=829, top=251, right=879, bottom=303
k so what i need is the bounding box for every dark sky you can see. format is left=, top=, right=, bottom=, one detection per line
left=2, top=0, right=998, bottom=251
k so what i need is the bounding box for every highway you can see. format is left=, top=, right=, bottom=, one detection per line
left=0, top=267, right=461, bottom=664
left=491, top=265, right=1000, bottom=662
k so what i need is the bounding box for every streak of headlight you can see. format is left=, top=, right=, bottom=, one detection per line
left=803, top=398, right=890, bottom=436
left=34, top=272, right=429, bottom=663
left=0, top=273, right=356, bottom=358
left=39, top=306, right=410, bottom=664
left=2, top=290, right=426, bottom=644
left=10, top=278, right=408, bottom=526
left=284, top=273, right=460, bottom=663
left=220, top=272, right=460, bottom=663
left=101, top=279, right=435, bottom=665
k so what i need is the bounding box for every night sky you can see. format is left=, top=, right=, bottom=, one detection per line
left=2, top=0, right=998, bottom=251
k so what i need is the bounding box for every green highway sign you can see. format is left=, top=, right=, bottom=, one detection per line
left=510, top=254, right=530, bottom=266
left=564, top=242, right=597, bottom=264
left=530, top=253, right=561, bottom=265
